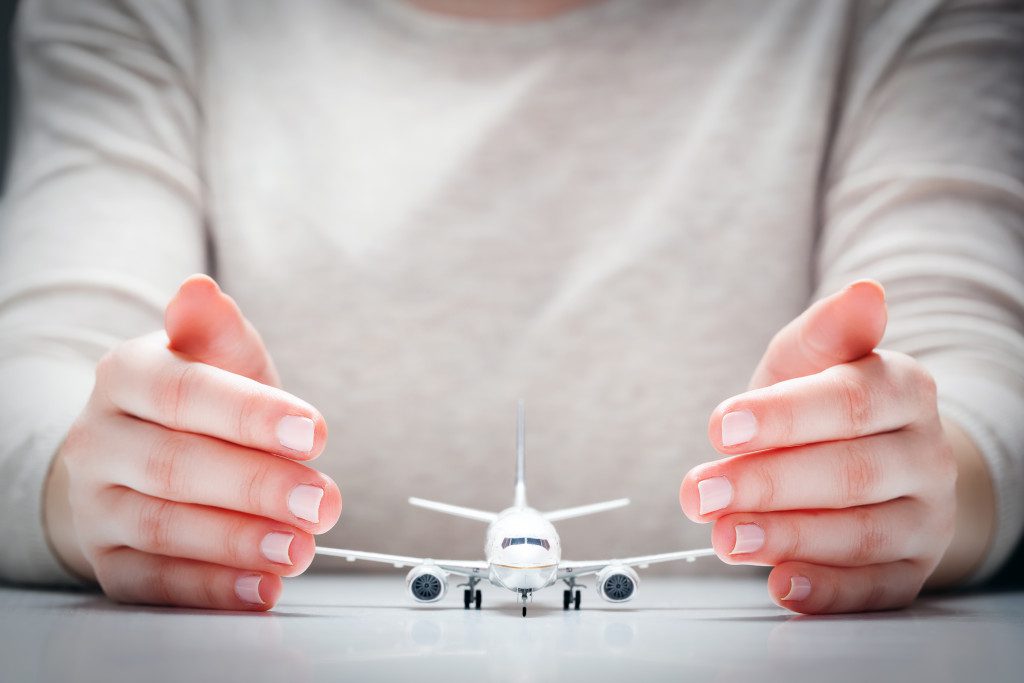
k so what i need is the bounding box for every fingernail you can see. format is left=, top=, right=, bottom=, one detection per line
left=731, top=523, right=765, bottom=555
left=697, top=476, right=733, bottom=515
left=260, top=532, right=294, bottom=565
left=234, top=574, right=264, bottom=604
left=722, top=409, right=757, bottom=447
left=277, top=415, right=315, bottom=453
left=783, top=575, right=812, bottom=601
left=288, top=484, right=324, bottom=523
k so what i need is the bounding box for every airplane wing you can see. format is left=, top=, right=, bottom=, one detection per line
left=315, top=546, right=489, bottom=577
left=556, top=547, right=717, bottom=579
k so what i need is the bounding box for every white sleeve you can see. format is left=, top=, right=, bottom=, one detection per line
left=0, top=0, right=205, bottom=584
left=815, top=0, right=1024, bottom=582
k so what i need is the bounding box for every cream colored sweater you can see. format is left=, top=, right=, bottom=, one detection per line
left=1, top=0, right=1022, bottom=585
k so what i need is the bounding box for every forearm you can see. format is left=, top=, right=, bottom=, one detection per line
left=927, top=417, right=995, bottom=588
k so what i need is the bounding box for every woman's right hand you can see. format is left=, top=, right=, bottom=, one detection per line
left=44, top=275, right=341, bottom=610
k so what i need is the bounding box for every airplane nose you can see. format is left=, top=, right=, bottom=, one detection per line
left=492, top=564, right=557, bottom=591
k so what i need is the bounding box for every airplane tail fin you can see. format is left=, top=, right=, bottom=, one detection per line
left=514, top=399, right=527, bottom=508
left=542, top=498, right=631, bottom=522
left=407, top=497, right=498, bottom=523
left=405, top=401, right=528, bottom=521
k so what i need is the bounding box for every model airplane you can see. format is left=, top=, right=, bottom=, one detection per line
left=315, top=401, right=716, bottom=616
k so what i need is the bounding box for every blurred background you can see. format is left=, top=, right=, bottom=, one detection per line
left=1, top=0, right=15, bottom=191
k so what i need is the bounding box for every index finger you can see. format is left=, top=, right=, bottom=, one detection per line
left=709, top=350, right=933, bottom=455
left=98, top=333, right=327, bottom=460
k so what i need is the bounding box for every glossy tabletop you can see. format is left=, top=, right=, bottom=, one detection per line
left=2, top=573, right=1022, bottom=682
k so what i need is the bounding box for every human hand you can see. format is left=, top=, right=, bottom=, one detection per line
left=680, top=281, right=957, bottom=614
left=44, top=275, right=341, bottom=610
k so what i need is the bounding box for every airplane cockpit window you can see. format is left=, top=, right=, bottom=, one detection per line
left=501, top=537, right=550, bottom=550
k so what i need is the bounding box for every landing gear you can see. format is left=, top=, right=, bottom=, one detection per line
left=562, top=576, right=584, bottom=611
left=459, top=577, right=482, bottom=610
left=519, top=589, right=531, bottom=617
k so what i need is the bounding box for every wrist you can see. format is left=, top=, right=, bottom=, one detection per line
left=926, top=417, right=995, bottom=587
left=43, top=443, right=96, bottom=582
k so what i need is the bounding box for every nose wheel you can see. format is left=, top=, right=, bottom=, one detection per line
left=519, top=590, right=532, bottom=617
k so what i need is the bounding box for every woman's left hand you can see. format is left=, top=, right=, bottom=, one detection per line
left=680, top=280, right=957, bottom=614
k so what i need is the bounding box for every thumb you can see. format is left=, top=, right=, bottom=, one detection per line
left=164, top=274, right=280, bottom=386
left=749, top=279, right=887, bottom=389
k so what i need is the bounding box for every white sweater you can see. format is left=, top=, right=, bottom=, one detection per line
left=1, top=0, right=1022, bottom=585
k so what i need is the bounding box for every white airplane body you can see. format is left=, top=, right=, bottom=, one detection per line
left=316, top=402, right=716, bottom=616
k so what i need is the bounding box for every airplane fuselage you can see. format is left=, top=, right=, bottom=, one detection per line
left=484, top=506, right=561, bottom=592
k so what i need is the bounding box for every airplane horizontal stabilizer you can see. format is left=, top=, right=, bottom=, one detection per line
left=542, top=498, right=631, bottom=522
left=408, top=497, right=498, bottom=523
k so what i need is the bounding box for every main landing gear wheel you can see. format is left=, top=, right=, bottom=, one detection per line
left=461, top=578, right=483, bottom=610
left=562, top=577, right=584, bottom=611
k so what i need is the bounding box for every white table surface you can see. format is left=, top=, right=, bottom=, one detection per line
left=2, top=572, right=1022, bottom=683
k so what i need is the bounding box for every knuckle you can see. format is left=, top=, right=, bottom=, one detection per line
left=153, top=362, right=200, bottom=430
left=137, top=498, right=178, bottom=555
left=234, top=385, right=265, bottom=447
left=150, top=559, right=176, bottom=605
left=762, top=386, right=796, bottom=444
left=833, top=368, right=874, bottom=435
left=242, top=459, right=275, bottom=515
left=752, top=461, right=779, bottom=510
left=839, top=439, right=882, bottom=502
left=820, top=573, right=843, bottom=613
left=146, top=432, right=191, bottom=500
left=862, top=580, right=889, bottom=611
left=225, top=516, right=253, bottom=566
left=198, top=570, right=218, bottom=606
left=850, top=508, right=890, bottom=565
left=778, top=516, right=803, bottom=561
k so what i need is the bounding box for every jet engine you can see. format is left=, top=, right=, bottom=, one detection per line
left=405, top=565, right=448, bottom=603
left=595, top=565, right=639, bottom=603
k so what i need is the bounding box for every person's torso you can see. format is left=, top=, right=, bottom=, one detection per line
left=193, top=0, right=857, bottom=567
